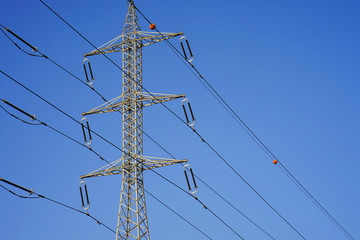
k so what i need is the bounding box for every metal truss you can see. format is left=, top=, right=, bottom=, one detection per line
left=80, top=1, right=185, bottom=239
left=82, top=92, right=185, bottom=116
left=84, top=31, right=183, bottom=57
left=81, top=155, right=187, bottom=179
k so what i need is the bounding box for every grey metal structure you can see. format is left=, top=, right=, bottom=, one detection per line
left=80, top=1, right=186, bottom=239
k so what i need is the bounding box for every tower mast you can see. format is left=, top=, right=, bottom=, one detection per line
left=80, top=1, right=187, bottom=239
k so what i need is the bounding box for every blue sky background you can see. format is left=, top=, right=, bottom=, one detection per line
left=0, top=0, right=359, bottom=239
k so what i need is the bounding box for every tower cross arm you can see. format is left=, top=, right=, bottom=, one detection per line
left=84, top=31, right=183, bottom=57
left=80, top=156, right=187, bottom=180
left=139, top=31, right=183, bottom=48
left=140, top=92, right=185, bottom=107
left=82, top=92, right=185, bottom=116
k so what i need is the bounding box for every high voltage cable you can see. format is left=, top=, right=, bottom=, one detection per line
left=0, top=102, right=216, bottom=239
left=0, top=98, right=110, bottom=164
left=0, top=23, right=274, bottom=238
left=276, top=162, right=355, bottom=240
left=1, top=27, right=275, bottom=239
left=144, top=189, right=214, bottom=240
left=0, top=178, right=116, bottom=234
left=0, top=69, right=137, bottom=159
left=0, top=24, right=107, bottom=102
left=148, top=168, right=244, bottom=240
left=0, top=70, right=243, bottom=239
left=37, top=1, right=306, bottom=238
left=130, top=2, right=355, bottom=240
left=189, top=166, right=275, bottom=240
left=0, top=178, right=213, bottom=239
left=3, top=2, right=260, bottom=238
left=37, top=1, right=305, bottom=238
left=0, top=100, right=215, bottom=240
left=129, top=1, right=272, bottom=157
left=146, top=133, right=276, bottom=240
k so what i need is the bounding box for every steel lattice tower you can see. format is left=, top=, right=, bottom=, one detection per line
left=80, top=1, right=187, bottom=239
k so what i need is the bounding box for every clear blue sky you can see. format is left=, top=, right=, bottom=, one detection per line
left=1, top=0, right=359, bottom=239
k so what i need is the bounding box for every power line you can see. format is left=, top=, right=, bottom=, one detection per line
left=0, top=178, right=116, bottom=234
left=190, top=168, right=276, bottom=240
left=130, top=3, right=274, bottom=158
left=1, top=20, right=277, bottom=239
left=145, top=129, right=275, bottom=239
left=0, top=24, right=171, bottom=165
left=0, top=69, right=124, bottom=155
left=145, top=189, right=213, bottom=240
left=0, top=24, right=275, bottom=239
left=1, top=29, right=275, bottom=237
left=148, top=168, right=245, bottom=240
left=277, top=162, right=355, bottom=240
left=0, top=100, right=218, bottom=240
left=0, top=178, right=214, bottom=239
left=37, top=1, right=306, bottom=238
left=0, top=24, right=107, bottom=102
left=130, top=2, right=355, bottom=240
left=0, top=98, right=110, bottom=164
left=1, top=70, right=244, bottom=239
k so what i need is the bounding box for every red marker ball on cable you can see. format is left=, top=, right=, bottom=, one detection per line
left=273, top=159, right=278, bottom=164
left=150, top=23, right=156, bottom=30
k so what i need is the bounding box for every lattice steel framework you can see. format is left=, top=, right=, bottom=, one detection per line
left=80, top=1, right=186, bottom=239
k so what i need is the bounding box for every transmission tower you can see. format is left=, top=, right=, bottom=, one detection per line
left=80, top=1, right=187, bottom=239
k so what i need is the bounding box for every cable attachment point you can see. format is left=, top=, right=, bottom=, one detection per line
left=79, top=180, right=90, bottom=212
left=183, top=164, right=198, bottom=196
left=180, top=36, right=194, bottom=63
left=182, top=98, right=195, bottom=128
left=83, top=58, right=94, bottom=87
left=0, top=177, right=34, bottom=195
left=2, top=99, right=36, bottom=120
left=81, top=117, right=92, bottom=147
left=3, top=26, right=38, bottom=52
